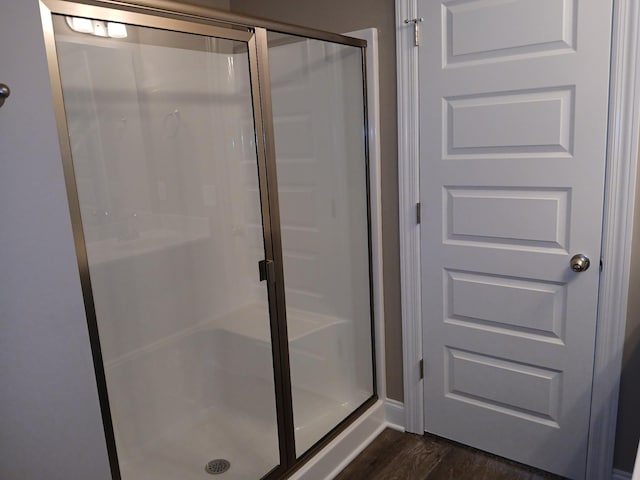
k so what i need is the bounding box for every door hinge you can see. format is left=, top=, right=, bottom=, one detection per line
left=419, top=359, right=424, bottom=380
left=258, top=259, right=275, bottom=283
left=404, top=17, right=424, bottom=47
left=416, top=202, right=422, bottom=224
left=600, top=258, right=604, bottom=272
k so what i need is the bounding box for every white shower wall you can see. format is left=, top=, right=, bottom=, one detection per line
left=57, top=35, right=264, bottom=359
left=55, top=20, right=370, bottom=477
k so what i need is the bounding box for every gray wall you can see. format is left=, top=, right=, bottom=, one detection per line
left=614, top=159, right=640, bottom=472
left=0, top=2, right=112, bottom=479
left=180, top=0, right=229, bottom=10
left=228, top=0, right=404, bottom=404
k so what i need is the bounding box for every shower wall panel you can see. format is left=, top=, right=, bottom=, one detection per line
left=57, top=38, right=262, bottom=356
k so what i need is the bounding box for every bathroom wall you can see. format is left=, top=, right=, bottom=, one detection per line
left=614, top=155, right=640, bottom=472
left=184, top=0, right=230, bottom=10
left=0, top=2, right=111, bottom=479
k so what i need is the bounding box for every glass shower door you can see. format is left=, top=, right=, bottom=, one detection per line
left=265, top=32, right=375, bottom=456
left=50, top=13, right=282, bottom=480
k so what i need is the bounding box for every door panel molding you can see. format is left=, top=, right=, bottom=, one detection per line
left=395, top=0, right=640, bottom=478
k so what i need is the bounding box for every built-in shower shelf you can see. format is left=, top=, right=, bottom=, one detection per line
left=216, top=303, right=345, bottom=343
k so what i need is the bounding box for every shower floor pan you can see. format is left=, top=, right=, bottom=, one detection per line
left=117, top=394, right=362, bottom=480
left=118, top=403, right=277, bottom=480
left=107, top=304, right=368, bottom=479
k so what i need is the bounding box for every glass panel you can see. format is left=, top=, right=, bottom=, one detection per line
left=53, top=16, right=280, bottom=479
left=266, top=32, right=374, bottom=456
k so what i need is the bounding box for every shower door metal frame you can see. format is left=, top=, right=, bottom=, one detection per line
left=251, top=28, right=378, bottom=476
left=254, top=29, right=380, bottom=477
left=39, top=0, right=377, bottom=478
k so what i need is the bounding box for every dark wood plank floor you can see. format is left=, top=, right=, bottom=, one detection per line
left=334, top=428, right=564, bottom=480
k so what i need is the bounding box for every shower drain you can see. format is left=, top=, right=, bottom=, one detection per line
left=205, top=459, right=231, bottom=475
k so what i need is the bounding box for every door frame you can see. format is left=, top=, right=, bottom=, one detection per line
left=395, top=0, right=640, bottom=478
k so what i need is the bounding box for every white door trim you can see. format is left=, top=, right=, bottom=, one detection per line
left=395, top=0, right=424, bottom=435
left=587, top=0, right=640, bottom=477
left=395, top=0, right=640, bottom=478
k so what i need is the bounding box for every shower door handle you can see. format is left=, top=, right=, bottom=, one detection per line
left=258, top=259, right=275, bottom=283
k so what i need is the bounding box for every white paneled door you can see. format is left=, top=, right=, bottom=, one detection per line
left=418, top=1, right=613, bottom=478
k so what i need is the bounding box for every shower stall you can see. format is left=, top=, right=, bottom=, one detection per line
left=40, top=1, right=376, bottom=479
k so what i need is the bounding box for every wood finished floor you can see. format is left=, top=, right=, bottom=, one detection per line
left=334, top=428, right=564, bottom=480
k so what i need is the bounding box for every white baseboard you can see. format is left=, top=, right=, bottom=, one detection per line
left=613, top=469, right=632, bottom=480
left=292, top=398, right=632, bottom=480
left=383, top=399, right=634, bottom=480
left=291, top=399, right=411, bottom=479
left=385, top=399, right=405, bottom=432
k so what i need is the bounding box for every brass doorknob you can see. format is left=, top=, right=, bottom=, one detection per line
left=570, top=254, right=590, bottom=273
